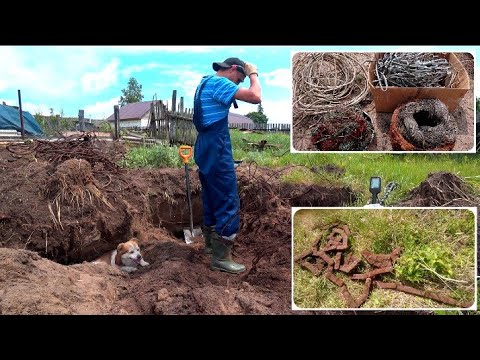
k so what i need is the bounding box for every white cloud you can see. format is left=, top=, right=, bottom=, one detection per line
left=83, top=97, right=120, bottom=119
left=120, top=63, right=163, bottom=78
left=263, top=68, right=291, bottom=88
left=161, top=67, right=293, bottom=110
left=1, top=97, right=117, bottom=119
left=232, top=98, right=292, bottom=124
left=0, top=99, right=54, bottom=116
left=23, top=102, right=53, bottom=116
left=0, top=46, right=91, bottom=98
left=155, top=68, right=205, bottom=103
left=172, top=70, right=205, bottom=99
left=81, top=59, right=120, bottom=93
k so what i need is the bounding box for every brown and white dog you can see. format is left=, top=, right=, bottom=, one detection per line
left=94, top=238, right=149, bottom=273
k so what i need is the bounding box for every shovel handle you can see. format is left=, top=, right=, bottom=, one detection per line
left=179, top=145, right=193, bottom=164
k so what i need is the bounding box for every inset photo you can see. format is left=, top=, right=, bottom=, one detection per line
left=292, top=207, right=476, bottom=310
left=291, top=52, right=474, bottom=152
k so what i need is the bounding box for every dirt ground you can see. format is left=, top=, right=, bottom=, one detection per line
left=0, top=139, right=356, bottom=315
left=1, top=138, right=478, bottom=315
left=292, top=52, right=475, bottom=152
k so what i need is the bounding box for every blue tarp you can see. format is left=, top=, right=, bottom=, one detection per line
left=0, top=105, right=43, bottom=136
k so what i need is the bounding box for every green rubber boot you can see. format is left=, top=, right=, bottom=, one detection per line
left=202, top=225, right=215, bottom=255
left=211, top=233, right=246, bottom=274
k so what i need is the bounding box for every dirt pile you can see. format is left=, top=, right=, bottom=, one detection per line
left=395, top=172, right=479, bottom=207
left=0, top=247, right=125, bottom=315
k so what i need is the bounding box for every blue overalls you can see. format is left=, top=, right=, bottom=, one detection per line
left=193, top=78, right=240, bottom=238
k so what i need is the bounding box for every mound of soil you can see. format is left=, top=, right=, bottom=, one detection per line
left=0, top=247, right=125, bottom=315
left=395, top=172, right=479, bottom=207
left=0, top=141, right=358, bottom=314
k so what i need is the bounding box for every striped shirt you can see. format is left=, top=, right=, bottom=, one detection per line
left=194, top=75, right=239, bottom=127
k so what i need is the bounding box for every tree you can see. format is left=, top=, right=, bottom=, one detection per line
left=119, top=77, right=144, bottom=106
left=245, top=103, right=268, bottom=124
left=476, top=97, right=480, bottom=113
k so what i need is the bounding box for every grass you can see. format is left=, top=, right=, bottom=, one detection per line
left=123, top=144, right=184, bottom=168
left=123, top=130, right=480, bottom=202
left=292, top=208, right=476, bottom=309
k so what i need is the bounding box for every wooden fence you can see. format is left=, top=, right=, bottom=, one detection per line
left=147, top=91, right=197, bottom=146
left=229, top=123, right=290, bottom=132
left=147, top=90, right=291, bottom=145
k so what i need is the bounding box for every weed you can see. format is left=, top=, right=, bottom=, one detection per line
left=395, top=244, right=453, bottom=284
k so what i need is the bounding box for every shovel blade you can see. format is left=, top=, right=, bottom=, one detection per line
left=183, top=227, right=203, bottom=244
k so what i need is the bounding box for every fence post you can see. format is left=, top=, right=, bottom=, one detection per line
left=17, top=90, right=25, bottom=139
left=114, top=105, right=120, bottom=140
left=171, top=90, right=177, bottom=113
left=78, top=109, right=85, bottom=132
left=149, top=102, right=156, bottom=137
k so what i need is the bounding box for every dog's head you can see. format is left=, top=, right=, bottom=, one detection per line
left=114, top=238, right=146, bottom=268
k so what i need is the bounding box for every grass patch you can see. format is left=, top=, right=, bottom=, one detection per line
left=293, top=208, right=475, bottom=309
left=123, top=145, right=184, bottom=168
left=123, top=131, right=480, bottom=202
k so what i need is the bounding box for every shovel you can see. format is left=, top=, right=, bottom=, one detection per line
left=178, top=145, right=202, bottom=244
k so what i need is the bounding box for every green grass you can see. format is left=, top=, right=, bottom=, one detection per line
left=434, top=279, right=480, bottom=315
left=123, top=145, right=184, bottom=168
left=293, top=208, right=476, bottom=309
left=231, top=130, right=480, bottom=201
left=230, top=129, right=291, bottom=165
left=123, top=130, right=480, bottom=202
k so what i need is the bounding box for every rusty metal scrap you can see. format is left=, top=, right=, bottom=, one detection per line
left=295, top=223, right=469, bottom=308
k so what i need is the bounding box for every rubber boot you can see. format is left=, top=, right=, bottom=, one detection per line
left=211, top=233, right=246, bottom=274
left=202, top=225, right=215, bottom=255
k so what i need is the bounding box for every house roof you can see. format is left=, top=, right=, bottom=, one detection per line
left=228, top=112, right=254, bottom=124
left=106, top=101, right=151, bottom=121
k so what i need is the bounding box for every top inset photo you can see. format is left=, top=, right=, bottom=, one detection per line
left=291, top=52, right=474, bottom=152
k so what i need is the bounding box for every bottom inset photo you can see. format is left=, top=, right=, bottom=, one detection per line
left=292, top=207, right=477, bottom=311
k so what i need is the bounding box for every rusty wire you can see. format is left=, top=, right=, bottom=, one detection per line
left=309, top=107, right=374, bottom=151
left=7, top=133, right=125, bottom=173
left=292, top=52, right=369, bottom=126
left=374, top=53, right=458, bottom=90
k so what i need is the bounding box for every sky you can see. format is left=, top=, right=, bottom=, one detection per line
left=0, top=45, right=477, bottom=124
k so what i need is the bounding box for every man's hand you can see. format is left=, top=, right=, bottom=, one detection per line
left=244, top=63, right=258, bottom=77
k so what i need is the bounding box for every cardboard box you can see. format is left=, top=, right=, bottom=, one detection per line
left=368, top=53, right=470, bottom=113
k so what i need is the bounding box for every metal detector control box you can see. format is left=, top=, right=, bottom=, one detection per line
left=369, top=176, right=382, bottom=205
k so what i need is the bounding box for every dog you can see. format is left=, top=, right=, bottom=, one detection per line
left=93, top=238, right=149, bottom=273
